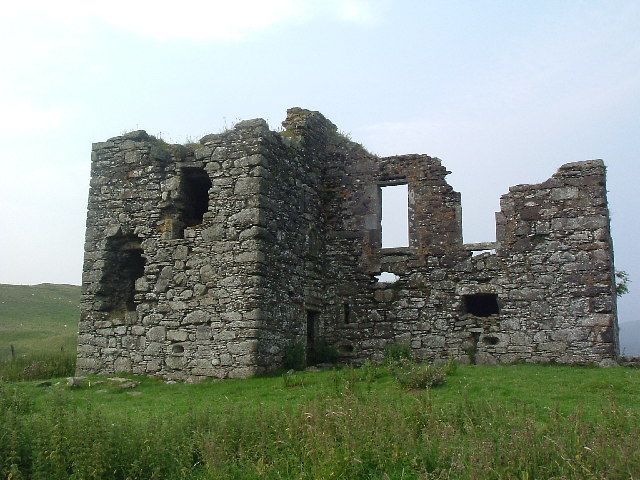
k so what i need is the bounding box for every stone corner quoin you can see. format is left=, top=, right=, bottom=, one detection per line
left=77, top=107, right=619, bottom=381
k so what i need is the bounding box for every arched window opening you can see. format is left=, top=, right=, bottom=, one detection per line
left=97, top=233, right=145, bottom=313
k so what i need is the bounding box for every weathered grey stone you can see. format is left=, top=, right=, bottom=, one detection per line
left=167, top=330, right=188, bottom=342
left=154, top=266, right=173, bottom=293
left=234, top=177, right=261, bottom=195
left=199, top=264, right=216, bottom=283
left=165, top=356, right=186, bottom=369
left=229, top=208, right=263, bottom=228
left=113, top=357, right=131, bottom=372
left=147, top=326, right=166, bottom=342
left=183, top=310, right=210, bottom=324
left=202, top=225, right=225, bottom=242
left=77, top=108, right=619, bottom=380
left=67, top=376, right=86, bottom=388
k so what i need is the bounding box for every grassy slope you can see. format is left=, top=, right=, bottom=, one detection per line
left=0, top=283, right=80, bottom=361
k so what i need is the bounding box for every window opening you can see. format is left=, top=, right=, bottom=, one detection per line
left=482, top=335, right=499, bottom=345
left=380, top=184, right=409, bottom=248
left=339, top=343, right=354, bottom=354
left=97, top=233, right=145, bottom=313
left=463, top=294, right=499, bottom=317
left=375, top=272, right=400, bottom=284
left=164, top=167, right=212, bottom=239
left=180, top=167, right=212, bottom=228
left=472, top=249, right=496, bottom=256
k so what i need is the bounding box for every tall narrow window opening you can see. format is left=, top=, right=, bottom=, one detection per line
left=97, top=233, right=145, bottom=313
left=380, top=183, right=409, bottom=248
left=180, top=167, right=212, bottom=228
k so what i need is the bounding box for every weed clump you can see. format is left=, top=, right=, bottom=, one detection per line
left=283, top=341, right=306, bottom=371
left=383, top=345, right=458, bottom=390
left=383, top=342, right=413, bottom=363
left=282, top=370, right=305, bottom=388
left=394, top=362, right=447, bottom=389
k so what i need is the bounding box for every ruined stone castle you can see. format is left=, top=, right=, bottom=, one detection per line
left=77, top=108, right=619, bottom=380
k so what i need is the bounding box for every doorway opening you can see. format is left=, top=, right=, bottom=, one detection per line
left=306, top=310, right=319, bottom=365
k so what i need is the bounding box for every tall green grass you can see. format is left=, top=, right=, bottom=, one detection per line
left=1, top=363, right=639, bottom=479
left=0, top=350, right=76, bottom=382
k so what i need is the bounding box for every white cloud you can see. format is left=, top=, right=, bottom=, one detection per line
left=331, top=0, right=385, bottom=26
left=0, top=0, right=387, bottom=43
left=90, top=0, right=307, bottom=41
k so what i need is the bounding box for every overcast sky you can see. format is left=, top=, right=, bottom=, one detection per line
left=0, top=0, right=637, bottom=326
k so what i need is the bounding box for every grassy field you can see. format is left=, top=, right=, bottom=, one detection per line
left=0, top=284, right=80, bottom=361
left=2, top=363, right=639, bottom=479
left=1, top=284, right=639, bottom=478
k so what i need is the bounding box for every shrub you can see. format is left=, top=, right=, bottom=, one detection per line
left=310, top=339, right=339, bottom=365
left=616, top=270, right=630, bottom=297
left=383, top=342, right=413, bottom=364
left=283, top=341, right=306, bottom=371
left=394, top=363, right=447, bottom=390
left=443, top=357, right=458, bottom=376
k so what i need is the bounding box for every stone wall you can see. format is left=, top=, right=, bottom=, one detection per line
left=77, top=108, right=619, bottom=380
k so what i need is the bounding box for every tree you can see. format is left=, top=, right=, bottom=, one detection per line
left=616, top=270, right=630, bottom=297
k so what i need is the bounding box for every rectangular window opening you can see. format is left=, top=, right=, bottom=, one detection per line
left=380, top=184, right=409, bottom=248
left=463, top=294, right=500, bottom=317
left=180, top=167, right=212, bottom=228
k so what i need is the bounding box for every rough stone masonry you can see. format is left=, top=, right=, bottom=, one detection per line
left=77, top=108, right=619, bottom=380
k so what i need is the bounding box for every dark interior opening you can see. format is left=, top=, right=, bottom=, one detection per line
left=97, top=233, right=145, bottom=313
left=482, top=335, right=500, bottom=345
left=343, top=302, right=351, bottom=323
left=163, top=167, right=213, bottom=239
left=463, top=293, right=500, bottom=317
left=172, top=344, right=185, bottom=354
left=306, top=310, right=319, bottom=365
left=339, top=344, right=354, bottom=353
left=180, top=167, right=212, bottom=228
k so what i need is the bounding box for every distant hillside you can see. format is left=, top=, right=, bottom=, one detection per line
left=0, top=283, right=80, bottom=361
left=620, top=320, right=640, bottom=357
